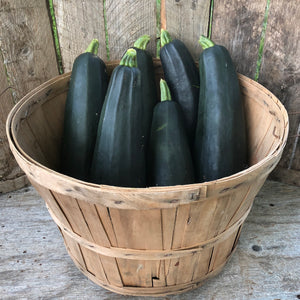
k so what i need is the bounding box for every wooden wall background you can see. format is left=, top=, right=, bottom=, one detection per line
left=0, top=0, right=299, bottom=193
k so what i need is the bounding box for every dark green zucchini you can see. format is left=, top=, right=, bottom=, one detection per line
left=160, top=29, right=199, bottom=145
left=61, top=39, right=108, bottom=181
left=194, top=35, right=247, bottom=182
left=148, top=79, right=195, bottom=186
left=133, top=35, right=159, bottom=147
left=90, top=48, right=146, bottom=187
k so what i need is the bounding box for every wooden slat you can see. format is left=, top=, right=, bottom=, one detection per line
left=227, top=177, right=267, bottom=228
left=109, top=209, right=163, bottom=250
left=76, top=201, right=123, bottom=287
left=0, top=57, right=27, bottom=192
left=161, top=208, right=176, bottom=250
left=51, top=192, right=108, bottom=283
left=191, top=248, right=214, bottom=281
left=60, top=231, right=87, bottom=271
left=211, top=1, right=266, bottom=77
left=0, top=0, right=58, bottom=192
left=109, top=208, right=163, bottom=287
left=30, top=181, right=87, bottom=269
left=16, top=120, right=49, bottom=168
left=52, top=0, right=107, bottom=72
left=18, top=91, right=66, bottom=170
left=258, top=0, right=300, bottom=176
left=208, top=231, right=238, bottom=273
left=95, top=206, right=118, bottom=247
left=164, top=0, right=211, bottom=60
left=26, top=104, right=60, bottom=169
left=105, top=0, right=157, bottom=59
left=171, top=204, right=191, bottom=249
left=0, top=0, right=58, bottom=102
left=241, top=85, right=283, bottom=165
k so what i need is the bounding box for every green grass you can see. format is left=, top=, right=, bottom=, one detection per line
left=156, top=0, right=161, bottom=58
left=48, top=0, right=64, bottom=74
left=208, top=0, right=214, bottom=39
left=103, top=0, right=110, bottom=61
left=254, top=0, right=271, bottom=81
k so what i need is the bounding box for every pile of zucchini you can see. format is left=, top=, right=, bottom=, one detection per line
left=61, top=31, right=247, bottom=187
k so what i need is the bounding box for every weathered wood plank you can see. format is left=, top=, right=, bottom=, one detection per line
left=105, top=0, right=157, bottom=59
left=258, top=0, right=300, bottom=179
left=164, top=0, right=211, bottom=60
left=0, top=0, right=58, bottom=192
left=52, top=0, right=107, bottom=72
left=0, top=54, right=28, bottom=193
left=1, top=180, right=299, bottom=298
left=211, top=1, right=266, bottom=77
left=0, top=0, right=59, bottom=101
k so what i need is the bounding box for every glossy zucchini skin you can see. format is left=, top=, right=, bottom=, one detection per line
left=160, top=34, right=199, bottom=144
left=148, top=80, right=195, bottom=186
left=133, top=47, right=158, bottom=147
left=194, top=39, right=247, bottom=182
left=61, top=46, right=108, bottom=181
left=90, top=50, right=146, bottom=187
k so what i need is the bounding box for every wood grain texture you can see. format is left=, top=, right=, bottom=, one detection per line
left=0, top=0, right=58, bottom=101
left=1, top=180, right=299, bottom=298
left=52, top=0, right=107, bottom=72
left=258, top=0, right=300, bottom=176
left=0, top=53, right=28, bottom=193
left=211, top=1, right=266, bottom=77
left=0, top=0, right=58, bottom=192
left=164, top=0, right=211, bottom=60
left=105, top=0, right=157, bottom=59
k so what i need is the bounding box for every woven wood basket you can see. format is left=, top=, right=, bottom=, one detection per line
left=6, top=60, right=288, bottom=296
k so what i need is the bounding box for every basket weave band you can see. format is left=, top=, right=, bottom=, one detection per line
left=45, top=202, right=252, bottom=260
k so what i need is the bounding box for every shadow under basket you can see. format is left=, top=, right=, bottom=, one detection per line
left=6, top=60, right=289, bottom=297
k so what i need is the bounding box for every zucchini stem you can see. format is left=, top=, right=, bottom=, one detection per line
left=161, top=29, right=172, bottom=48
left=134, top=34, right=151, bottom=50
left=85, top=39, right=99, bottom=55
left=120, top=48, right=137, bottom=68
left=199, top=35, right=215, bottom=50
left=160, top=79, right=172, bottom=101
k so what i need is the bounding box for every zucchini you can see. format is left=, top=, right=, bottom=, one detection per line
left=194, top=36, right=247, bottom=182
left=148, top=79, right=195, bottom=186
left=133, top=35, right=158, bottom=148
left=90, top=49, right=146, bottom=187
left=160, top=29, right=199, bottom=145
left=61, top=39, right=108, bottom=181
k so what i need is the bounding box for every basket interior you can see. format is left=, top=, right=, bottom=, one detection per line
left=11, top=67, right=286, bottom=180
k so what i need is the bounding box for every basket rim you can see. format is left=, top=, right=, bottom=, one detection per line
left=6, top=64, right=289, bottom=205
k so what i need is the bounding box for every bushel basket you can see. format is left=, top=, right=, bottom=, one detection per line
left=6, top=60, right=288, bottom=296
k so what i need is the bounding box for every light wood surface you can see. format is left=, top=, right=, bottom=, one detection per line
left=52, top=0, right=107, bottom=72
left=211, top=0, right=266, bottom=77
left=0, top=59, right=28, bottom=193
left=164, top=0, right=211, bottom=60
left=0, top=0, right=58, bottom=191
left=1, top=180, right=299, bottom=299
left=105, top=0, right=157, bottom=59
left=258, top=0, right=300, bottom=175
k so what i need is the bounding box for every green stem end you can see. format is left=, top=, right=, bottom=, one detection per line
left=160, top=79, right=172, bottom=101
left=133, top=34, right=151, bottom=50
left=85, top=39, right=99, bottom=55
left=199, top=35, right=215, bottom=50
left=161, top=29, right=172, bottom=48
left=120, top=48, right=137, bottom=68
